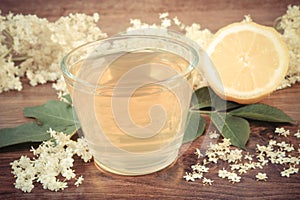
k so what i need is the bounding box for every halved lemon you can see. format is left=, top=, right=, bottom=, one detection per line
left=206, top=21, right=289, bottom=104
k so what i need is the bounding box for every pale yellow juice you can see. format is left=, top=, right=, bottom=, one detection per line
left=69, top=49, right=193, bottom=175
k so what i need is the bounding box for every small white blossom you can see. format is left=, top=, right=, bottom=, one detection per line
left=230, top=164, right=241, bottom=171
left=74, top=176, right=84, bottom=187
left=281, top=130, right=290, bottom=137
left=238, top=166, right=248, bottom=175
left=172, top=17, right=181, bottom=26
left=221, top=138, right=232, bottom=147
left=218, top=169, right=229, bottom=179
left=244, top=153, right=253, bottom=161
left=244, top=162, right=256, bottom=170
left=191, top=163, right=209, bottom=173
left=268, top=139, right=277, bottom=146
left=280, top=169, right=290, bottom=177
left=294, top=130, right=300, bottom=138
left=62, top=168, right=76, bottom=180
left=275, top=127, right=286, bottom=134
left=14, top=177, right=34, bottom=193
left=60, top=157, right=74, bottom=169
left=192, top=172, right=203, bottom=180
left=161, top=18, right=171, bottom=28
left=183, top=172, right=195, bottom=182
left=256, top=173, right=268, bottom=181
left=288, top=157, right=300, bottom=165
left=281, top=166, right=299, bottom=177
left=202, top=177, right=214, bottom=185
left=227, top=149, right=243, bottom=163
left=207, top=154, right=218, bottom=164
left=242, top=15, right=253, bottom=22
left=209, top=130, right=220, bottom=139
left=194, top=148, right=203, bottom=159
left=159, top=12, right=169, bottom=19
left=227, top=172, right=241, bottom=183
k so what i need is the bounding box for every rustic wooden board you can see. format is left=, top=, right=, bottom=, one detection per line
left=0, top=0, right=299, bottom=199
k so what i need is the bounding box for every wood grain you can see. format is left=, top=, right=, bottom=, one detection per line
left=0, top=0, right=300, bottom=199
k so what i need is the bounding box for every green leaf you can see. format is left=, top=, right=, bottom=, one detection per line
left=183, top=111, right=206, bottom=143
left=0, top=100, right=78, bottom=148
left=0, top=123, right=50, bottom=148
left=229, top=103, right=293, bottom=123
left=62, top=94, right=72, bottom=104
left=194, top=87, right=241, bottom=111
left=194, top=87, right=213, bottom=110
left=24, top=100, right=77, bottom=133
left=210, top=112, right=250, bottom=150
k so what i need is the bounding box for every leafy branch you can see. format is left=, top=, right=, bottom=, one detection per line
left=183, top=87, right=294, bottom=149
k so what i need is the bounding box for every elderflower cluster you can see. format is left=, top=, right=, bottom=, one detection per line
left=184, top=128, right=300, bottom=185
left=2, top=6, right=299, bottom=95
left=10, top=129, right=92, bottom=193
left=0, top=11, right=107, bottom=94
left=277, top=5, right=300, bottom=89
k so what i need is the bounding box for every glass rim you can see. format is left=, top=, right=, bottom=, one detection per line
left=61, top=34, right=200, bottom=90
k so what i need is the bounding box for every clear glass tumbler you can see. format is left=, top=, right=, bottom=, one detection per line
left=61, top=29, right=211, bottom=175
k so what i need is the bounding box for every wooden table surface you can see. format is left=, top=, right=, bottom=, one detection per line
left=1, top=0, right=300, bottom=199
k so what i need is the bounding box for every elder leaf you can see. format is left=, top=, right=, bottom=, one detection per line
left=194, top=87, right=240, bottom=111
left=0, top=122, right=50, bottom=148
left=183, top=111, right=206, bottom=143
left=23, top=100, right=77, bottom=133
left=210, top=112, right=250, bottom=150
left=0, top=100, right=77, bottom=148
left=229, top=103, right=293, bottom=123
left=194, top=87, right=212, bottom=110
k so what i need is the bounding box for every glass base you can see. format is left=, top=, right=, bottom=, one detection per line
left=94, top=153, right=178, bottom=176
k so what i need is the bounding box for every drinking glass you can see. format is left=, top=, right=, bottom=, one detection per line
left=61, top=29, right=213, bottom=175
